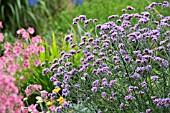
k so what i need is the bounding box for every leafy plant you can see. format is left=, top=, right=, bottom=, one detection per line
left=40, top=1, right=170, bottom=112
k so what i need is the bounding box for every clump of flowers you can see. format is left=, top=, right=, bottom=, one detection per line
left=22, top=86, right=70, bottom=112
left=42, top=1, right=170, bottom=112
left=0, top=21, right=46, bottom=112
left=0, top=21, right=25, bottom=113
left=0, top=74, right=24, bottom=113
left=0, top=26, right=44, bottom=79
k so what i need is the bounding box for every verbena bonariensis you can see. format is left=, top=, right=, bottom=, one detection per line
left=42, top=1, right=170, bottom=113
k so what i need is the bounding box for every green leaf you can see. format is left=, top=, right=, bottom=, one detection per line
left=14, top=4, right=21, bottom=28
left=27, top=10, right=38, bottom=26
left=90, top=28, right=94, bottom=33
left=1, top=5, right=5, bottom=20
left=153, top=68, right=162, bottom=75
left=51, top=32, right=57, bottom=58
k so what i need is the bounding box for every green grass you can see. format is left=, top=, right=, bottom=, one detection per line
left=53, top=0, right=170, bottom=33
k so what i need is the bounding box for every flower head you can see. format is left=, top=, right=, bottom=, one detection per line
left=57, top=96, right=66, bottom=105
left=52, top=88, right=61, bottom=93
left=46, top=101, right=53, bottom=106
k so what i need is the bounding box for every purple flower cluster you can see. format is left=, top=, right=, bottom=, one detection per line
left=153, top=98, right=170, bottom=107
left=42, top=1, right=170, bottom=112
left=125, top=94, right=135, bottom=101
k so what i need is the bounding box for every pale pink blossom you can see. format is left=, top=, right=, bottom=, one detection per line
left=28, top=104, right=39, bottom=113
left=0, top=69, right=4, bottom=75
left=21, top=107, right=28, bottom=113
left=23, top=59, right=30, bottom=68
left=0, top=33, right=4, bottom=42
left=38, top=46, right=45, bottom=52
left=5, top=51, right=15, bottom=60
left=20, top=75, right=25, bottom=80
left=14, top=41, right=23, bottom=47
left=13, top=46, right=22, bottom=57
left=22, top=50, right=30, bottom=59
left=16, top=28, right=26, bottom=35
left=32, top=35, right=42, bottom=45
left=7, top=62, right=18, bottom=75
left=34, top=60, right=41, bottom=67
left=27, top=45, right=39, bottom=54
left=28, top=27, right=35, bottom=34
left=50, top=106, right=56, bottom=111
left=22, top=31, right=29, bottom=40
left=4, top=42, right=11, bottom=52
left=0, top=75, right=24, bottom=112
left=0, top=60, right=5, bottom=69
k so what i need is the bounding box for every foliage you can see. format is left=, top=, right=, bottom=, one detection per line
left=0, top=0, right=67, bottom=34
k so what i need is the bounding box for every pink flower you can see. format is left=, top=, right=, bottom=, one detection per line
left=50, top=106, right=56, bottom=111
left=0, top=33, right=4, bottom=42
left=25, top=45, right=38, bottom=55
left=20, top=75, right=25, bottom=80
left=13, top=46, right=22, bottom=57
left=14, top=41, right=23, bottom=48
left=22, top=50, right=30, bottom=59
left=23, top=59, right=30, bottom=68
left=16, top=28, right=26, bottom=35
left=28, top=104, right=39, bottom=113
left=0, top=56, right=6, bottom=66
left=4, top=42, right=11, bottom=52
left=28, top=27, right=35, bottom=34
left=0, top=75, right=24, bottom=112
left=17, top=28, right=29, bottom=40
left=0, top=69, right=4, bottom=75
left=22, top=31, right=29, bottom=40
left=34, top=60, right=41, bottom=67
left=38, top=46, right=45, bottom=52
left=0, top=21, right=3, bottom=29
left=32, top=35, right=42, bottom=45
left=21, top=107, right=28, bottom=113
left=6, top=62, right=18, bottom=75
left=0, top=60, right=5, bottom=69
left=5, top=52, right=15, bottom=60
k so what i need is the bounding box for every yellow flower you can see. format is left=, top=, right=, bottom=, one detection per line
left=59, top=100, right=65, bottom=105
left=57, top=96, right=64, bottom=102
left=46, top=101, right=53, bottom=106
left=52, top=88, right=61, bottom=93
left=57, top=96, right=66, bottom=105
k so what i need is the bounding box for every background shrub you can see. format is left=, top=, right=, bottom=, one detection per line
left=0, top=0, right=67, bottom=34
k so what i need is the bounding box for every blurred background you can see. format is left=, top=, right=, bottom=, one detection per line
left=0, top=0, right=169, bottom=41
